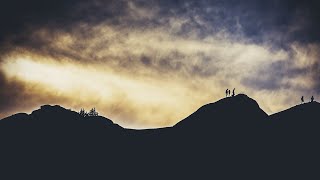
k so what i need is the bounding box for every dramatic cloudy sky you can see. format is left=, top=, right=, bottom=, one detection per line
left=0, top=0, right=319, bottom=129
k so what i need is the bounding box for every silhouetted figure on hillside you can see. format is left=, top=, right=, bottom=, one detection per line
left=301, top=96, right=304, bottom=104
left=88, top=108, right=99, bottom=116
left=79, top=109, right=86, bottom=117
left=311, top=96, right=314, bottom=102
left=226, top=89, right=229, bottom=97
left=232, top=88, right=235, bottom=97
left=228, top=90, right=231, bottom=97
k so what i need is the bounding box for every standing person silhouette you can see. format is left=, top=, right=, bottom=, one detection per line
left=232, top=88, right=235, bottom=97
left=311, top=96, right=314, bottom=102
left=228, top=89, right=231, bottom=97
left=301, top=96, right=304, bottom=104
left=226, top=89, right=229, bottom=97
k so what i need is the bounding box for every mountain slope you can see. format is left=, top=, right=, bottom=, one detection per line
left=269, top=101, right=320, bottom=123
left=0, top=104, right=125, bottom=149
left=175, top=94, right=267, bottom=130
left=268, top=101, right=320, bottom=138
left=0, top=105, right=120, bottom=130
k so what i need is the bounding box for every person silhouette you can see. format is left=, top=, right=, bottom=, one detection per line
left=228, top=89, right=231, bottom=97
left=232, top=88, right=235, bottom=97
left=301, top=96, right=304, bottom=104
left=226, top=89, right=229, bottom=97
left=311, top=96, right=314, bottom=102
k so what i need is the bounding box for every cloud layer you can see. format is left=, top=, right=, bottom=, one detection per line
left=1, top=0, right=319, bottom=128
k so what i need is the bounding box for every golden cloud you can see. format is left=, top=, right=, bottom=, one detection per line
left=1, top=23, right=319, bottom=129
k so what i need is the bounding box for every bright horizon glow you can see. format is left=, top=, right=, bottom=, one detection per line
left=1, top=56, right=211, bottom=128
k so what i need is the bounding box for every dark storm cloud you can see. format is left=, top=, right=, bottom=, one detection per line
left=0, top=0, right=319, bottom=63
left=242, top=61, right=297, bottom=91
left=311, top=62, right=320, bottom=93
left=242, top=43, right=320, bottom=92
left=0, top=0, right=130, bottom=52
left=1, top=0, right=320, bottom=44
left=0, top=0, right=76, bottom=41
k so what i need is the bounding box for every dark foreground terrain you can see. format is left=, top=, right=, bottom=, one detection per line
left=1, top=94, right=320, bottom=179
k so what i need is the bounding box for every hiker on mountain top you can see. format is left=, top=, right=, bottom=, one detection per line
left=301, top=96, right=304, bottom=104
left=311, top=96, right=314, bottom=102
left=226, top=89, right=229, bottom=97
left=228, top=89, right=231, bottom=97
left=232, top=88, right=235, bottom=97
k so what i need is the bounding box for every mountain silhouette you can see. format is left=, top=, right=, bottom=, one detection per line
left=268, top=101, right=320, bottom=151
left=176, top=94, right=267, bottom=129
left=0, top=95, right=319, bottom=179
left=0, top=105, right=121, bottom=135
left=269, top=101, right=320, bottom=124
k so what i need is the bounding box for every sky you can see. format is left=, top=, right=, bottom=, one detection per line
left=0, top=0, right=319, bottom=129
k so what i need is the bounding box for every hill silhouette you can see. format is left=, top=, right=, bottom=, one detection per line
left=268, top=101, right=320, bottom=154
left=269, top=101, right=320, bottom=124
left=176, top=94, right=267, bottom=130
left=0, top=94, right=319, bottom=179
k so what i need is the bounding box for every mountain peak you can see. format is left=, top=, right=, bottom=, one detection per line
left=40, top=104, right=65, bottom=110
left=2, top=104, right=119, bottom=129
left=208, top=93, right=266, bottom=116
left=219, top=93, right=260, bottom=107
left=175, top=94, right=267, bottom=129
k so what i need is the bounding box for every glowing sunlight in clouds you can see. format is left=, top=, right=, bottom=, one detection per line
left=1, top=23, right=319, bottom=129
left=1, top=56, right=209, bottom=128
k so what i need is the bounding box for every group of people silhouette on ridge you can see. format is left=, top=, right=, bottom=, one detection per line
left=225, top=88, right=236, bottom=97
left=224, top=89, right=315, bottom=104
left=301, top=95, right=315, bottom=104
left=224, top=88, right=315, bottom=104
